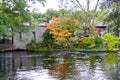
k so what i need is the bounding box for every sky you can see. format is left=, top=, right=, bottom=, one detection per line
left=32, top=0, right=59, bottom=13
left=30, top=0, right=103, bottom=13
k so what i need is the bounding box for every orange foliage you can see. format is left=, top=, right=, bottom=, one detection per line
left=46, top=18, right=72, bottom=41
left=79, top=38, right=83, bottom=42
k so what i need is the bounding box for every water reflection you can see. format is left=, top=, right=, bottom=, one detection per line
left=0, top=51, right=118, bottom=80
left=49, top=54, right=73, bottom=80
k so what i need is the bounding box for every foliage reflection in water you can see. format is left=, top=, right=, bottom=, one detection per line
left=0, top=51, right=118, bottom=80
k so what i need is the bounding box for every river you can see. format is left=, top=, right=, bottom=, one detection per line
left=0, top=51, right=118, bottom=80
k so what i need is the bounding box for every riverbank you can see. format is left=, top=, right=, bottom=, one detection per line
left=0, top=44, right=119, bottom=52
left=0, top=48, right=118, bottom=53
left=0, top=44, right=26, bottom=52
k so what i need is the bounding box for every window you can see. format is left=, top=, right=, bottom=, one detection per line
left=32, top=31, right=36, bottom=40
left=19, top=32, right=22, bottom=39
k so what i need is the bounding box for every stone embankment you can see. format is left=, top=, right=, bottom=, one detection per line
left=0, top=44, right=13, bottom=51
left=0, top=44, right=25, bottom=51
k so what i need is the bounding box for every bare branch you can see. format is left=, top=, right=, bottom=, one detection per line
left=76, top=0, right=86, bottom=11
left=92, top=0, right=100, bottom=25
left=94, top=0, right=100, bottom=12
left=86, top=0, right=90, bottom=11
left=69, top=0, right=86, bottom=12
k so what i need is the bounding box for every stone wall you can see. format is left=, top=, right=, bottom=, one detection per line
left=13, top=27, right=46, bottom=50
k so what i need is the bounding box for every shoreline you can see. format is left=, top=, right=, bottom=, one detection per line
left=0, top=48, right=118, bottom=53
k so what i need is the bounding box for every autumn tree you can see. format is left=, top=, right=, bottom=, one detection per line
left=46, top=17, right=80, bottom=49
left=46, top=18, right=72, bottom=41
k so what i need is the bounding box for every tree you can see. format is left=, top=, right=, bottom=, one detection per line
left=42, top=9, right=60, bottom=22
left=58, top=0, right=101, bottom=36
left=0, top=0, right=46, bottom=27
left=101, top=0, right=120, bottom=36
left=34, top=12, right=44, bottom=23
left=46, top=18, right=72, bottom=41
left=0, top=0, right=46, bottom=42
left=60, top=18, right=79, bottom=31
left=58, top=9, right=72, bottom=18
left=46, top=17, right=80, bottom=49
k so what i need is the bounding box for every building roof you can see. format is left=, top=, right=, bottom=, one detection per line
left=95, top=22, right=107, bottom=28
left=39, top=23, right=47, bottom=27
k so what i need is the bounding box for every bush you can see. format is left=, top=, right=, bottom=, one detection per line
left=79, top=36, right=103, bottom=49
left=94, top=36, right=103, bottom=47
left=73, top=42, right=79, bottom=48
left=42, top=30, right=55, bottom=47
left=102, top=33, right=119, bottom=50
left=80, top=37, right=95, bottom=49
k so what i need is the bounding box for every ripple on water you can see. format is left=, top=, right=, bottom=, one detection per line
left=16, top=69, right=58, bottom=80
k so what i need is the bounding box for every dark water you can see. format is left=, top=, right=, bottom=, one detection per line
left=0, top=51, right=118, bottom=80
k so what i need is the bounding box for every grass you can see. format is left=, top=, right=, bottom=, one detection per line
left=34, top=47, right=56, bottom=51
left=29, top=45, right=118, bottom=52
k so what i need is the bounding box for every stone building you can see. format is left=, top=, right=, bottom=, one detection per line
left=0, top=25, right=46, bottom=50
left=14, top=26, right=46, bottom=50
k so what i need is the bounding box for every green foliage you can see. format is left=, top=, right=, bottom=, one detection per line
left=94, top=36, right=103, bottom=47
left=95, top=11, right=108, bottom=24
left=102, top=33, right=119, bottom=50
left=31, top=39, right=36, bottom=43
left=0, top=25, right=11, bottom=37
left=20, top=38, right=28, bottom=42
left=73, top=42, right=79, bottom=48
left=59, top=0, right=99, bottom=36
left=100, top=1, right=120, bottom=36
left=42, top=30, right=54, bottom=46
left=0, top=0, right=46, bottom=38
left=32, top=12, right=44, bottom=23
left=58, top=9, right=72, bottom=17
left=32, top=9, right=72, bottom=23
left=80, top=36, right=103, bottom=49
left=59, top=18, right=80, bottom=33
left=82, top=37, right=95, bottom=49
left=43, top=9, right=60, bottom=22
left=0, top=0, right=30, bottom=38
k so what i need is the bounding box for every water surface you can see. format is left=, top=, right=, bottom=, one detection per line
left=0, top=51, right=118, bottom=80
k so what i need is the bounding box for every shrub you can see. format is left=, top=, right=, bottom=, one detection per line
left=79, top=36, right=103, bottom=49
left=102, top=33, right=119, bottom=50
left=42, top=30, right=54, bottom=47
left=94, top=36, right=103, bottom=47
left=80, top=37, right=95, bottom=49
